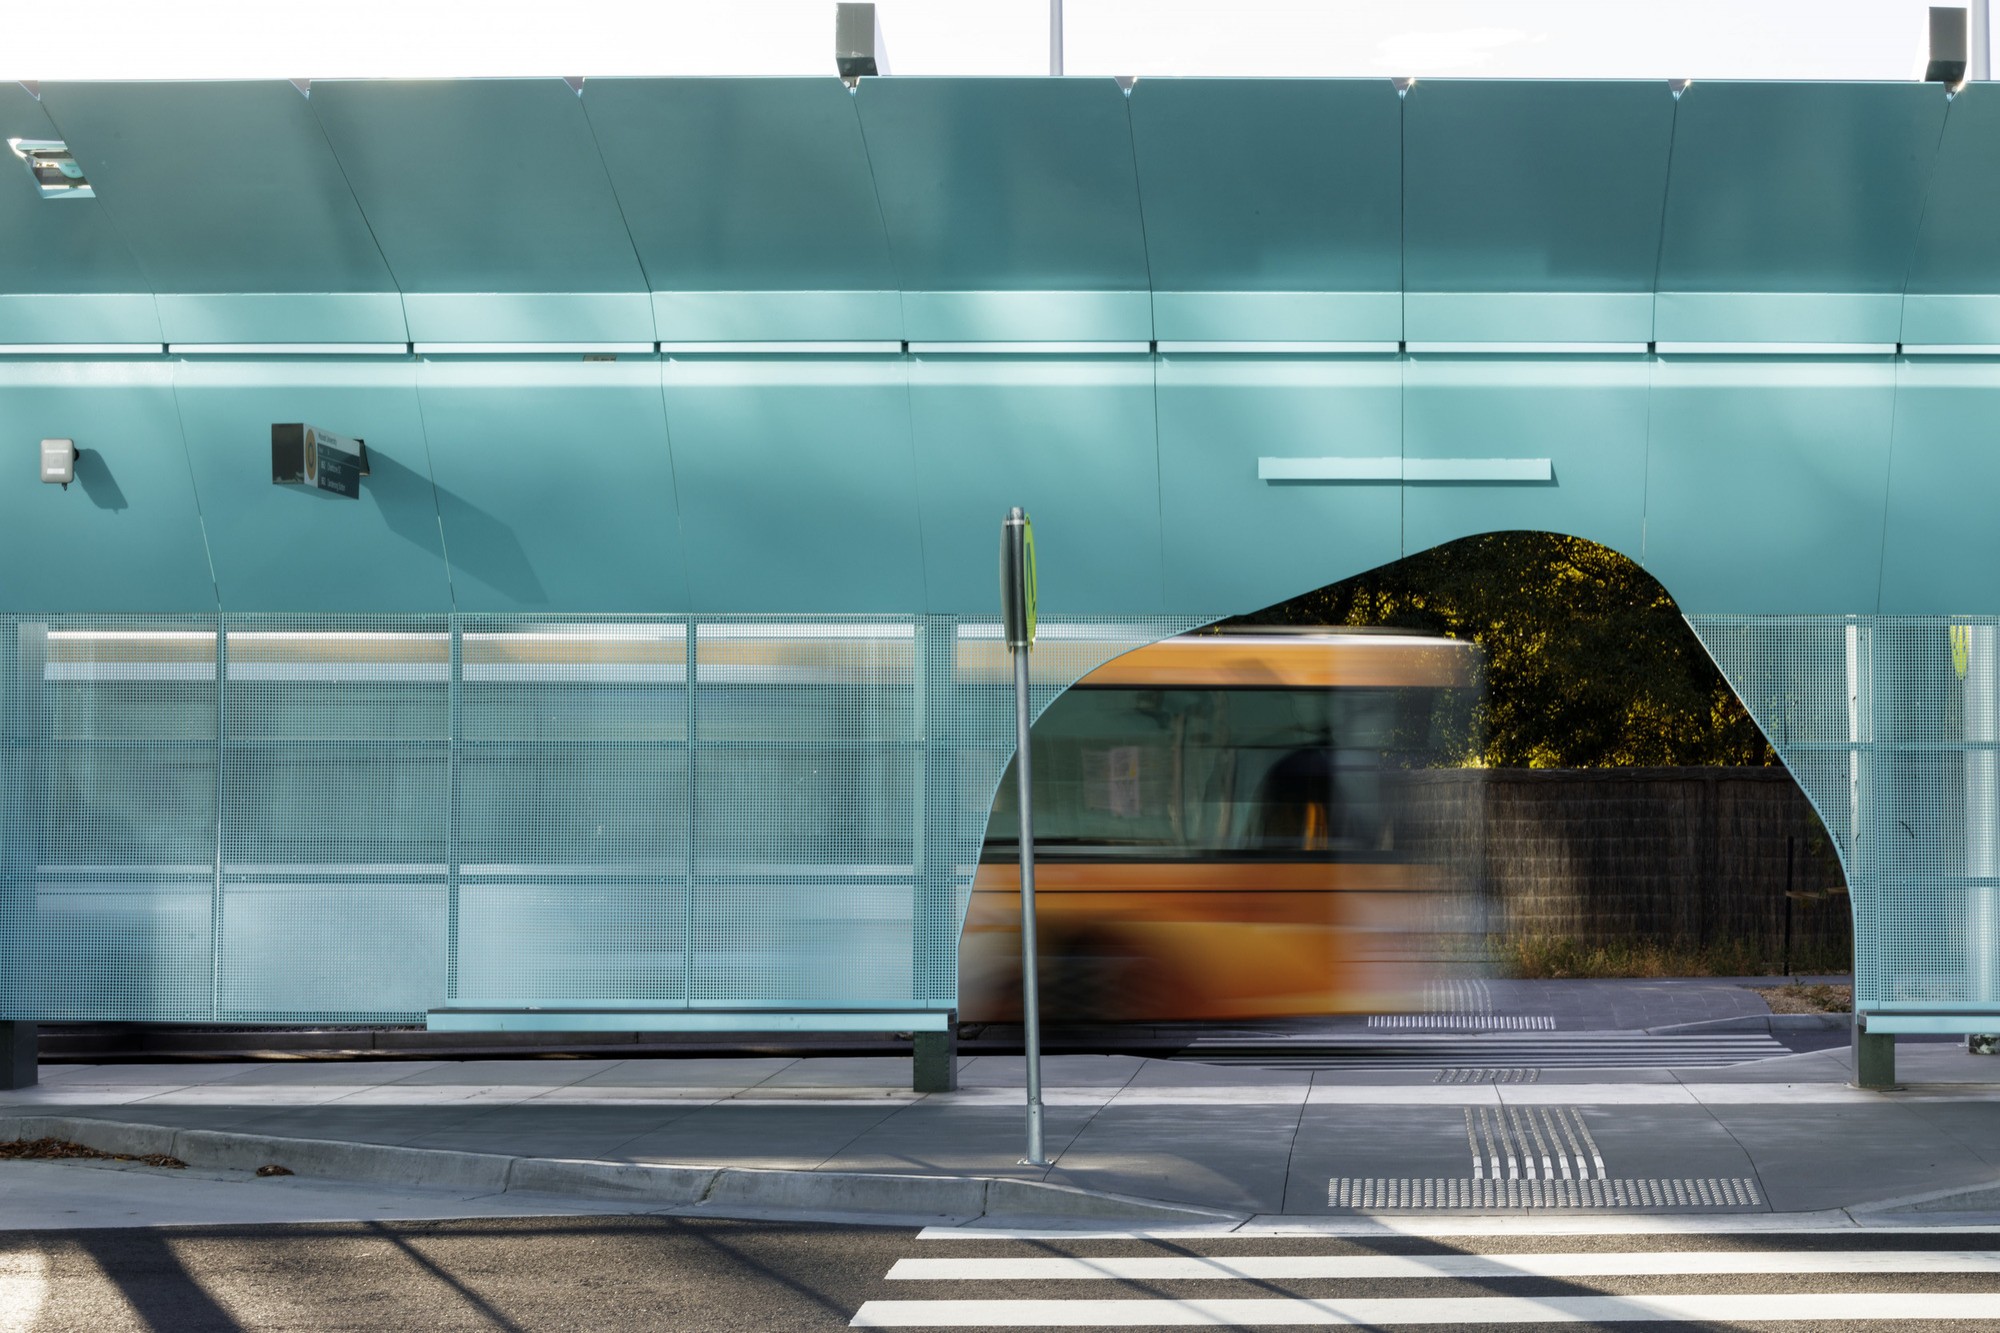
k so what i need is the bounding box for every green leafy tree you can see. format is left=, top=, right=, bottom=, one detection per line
left=1225, top=532, right=1777, bottom=769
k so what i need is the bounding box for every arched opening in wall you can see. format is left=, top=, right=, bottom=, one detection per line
left=1227, top=530, right=1852, bottom=1001
left=963, top=531, right=1852, bottom=1031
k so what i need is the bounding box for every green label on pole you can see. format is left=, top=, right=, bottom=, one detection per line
left=1001, top=508, right=1038, bottom=649
left=1021, top=516, right=1037, bottom=646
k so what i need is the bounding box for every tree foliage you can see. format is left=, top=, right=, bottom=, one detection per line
left=1226, top=531, right=1777, bottom=769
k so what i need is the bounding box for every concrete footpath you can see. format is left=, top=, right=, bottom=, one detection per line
left=3, top=985, right=1998, bottom=1232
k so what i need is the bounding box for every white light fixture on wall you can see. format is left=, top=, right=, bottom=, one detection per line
left=40, top=438, right=77, bottom=489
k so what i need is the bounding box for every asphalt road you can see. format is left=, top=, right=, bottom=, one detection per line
left=5, top=1217, right=2000, bottom=1331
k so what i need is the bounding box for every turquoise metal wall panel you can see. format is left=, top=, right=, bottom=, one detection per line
left=662, top=355, right=925, bottom=612
left=1155, top=354, right=1401, bottom=611
left=307, top=79, right=651, bottom=340
left=1403, top=81, right=1672, bottom=344
left=171, top=358, right=450, bottom=612
left=0, top=360, right=214, bottom=612
left=0, top=85, right=155, bottom=299
left=37, top=83, right=398, bottom=308
left=897, top=290, right=1152, bottom=343
left=1880, top=359, right=2000, bottom=614
left=1654, top=291, right=1907, bottom=346
left=398, top=293, right=653, bottom=345
left=1149, top=291, right=1400, bottom=344
left=151, top=293, right=408, bottom=346
left=855, top=79, right=1150, bottom=292
left=1403, top=354, right=1648, bottom=560
left=1656, top=82, right=1946, bottom=343
left=0, top=295, right=161, bottom=345
left=1645, top=356, right=1896, bottom=614
left=1904, top=90, right=2000, bottom=297
left=416, top=357, right=687, bottom=612
left=907, top=355, right=1163, bottom=615
left=1128, top=79, right=1400, bottom=294
left=583, top=78, right=894, bottom=293
left=652, top=291, right=903, bottom=343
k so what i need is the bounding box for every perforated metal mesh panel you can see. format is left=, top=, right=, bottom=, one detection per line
left=1690, top=614, right=2000, bottom=1016
left=0, top=613, right=1199, bottom=1023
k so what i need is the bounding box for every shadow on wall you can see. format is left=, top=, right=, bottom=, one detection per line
left=363, top=448, right=549, bottom=606
left=73, top=449, right=127, bottom=512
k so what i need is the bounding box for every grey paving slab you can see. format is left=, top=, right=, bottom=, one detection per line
left=568, top=1057, right=797, bottom=1088
left=1561, top=1105, right=1757, bottom=1182
left=1049, top=1100, right=1303, bottom=1214
left=754, top=1056, right=918, bottom=1087
left=381, top=1059, right=622, bottom=1087
left=1286, top=1104, right=1483, bottom=1198
left=818, top=1101, right=1096, bottom=1177
left=956, top=1055, right=1145, bottom=1087
left=1894, top=1099, right=2000, bottom=1173
left=1706, top=1103, right=1978, bottom=1212
left=1127, top=1060, right=1312, bottom=1088
left=610, top=1102, right=907, bottom=1169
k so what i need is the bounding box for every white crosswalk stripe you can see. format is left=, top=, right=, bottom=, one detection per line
left=851, top=1293, right=2000, bottom=1325
left=852, top=1238, right=2000, bottom=1327
left=885, top=1249, right=2000, bottom=1281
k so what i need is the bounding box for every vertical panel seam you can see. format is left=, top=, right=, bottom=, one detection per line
left=576, top=88, right=662, bottom=344
left=300, top=91, right=412, bottom=343
left=1121, top=86, right=1169, bottom=611
left=1894, top=93, right=1959, bottom=341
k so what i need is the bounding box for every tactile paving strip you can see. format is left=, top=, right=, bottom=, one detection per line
left=1369, top=1014, right=1556, bottom=1030
left=1327, top=1177, right=1763, bottom=1210
left=1433, top=1068, right=1539, bottom=1084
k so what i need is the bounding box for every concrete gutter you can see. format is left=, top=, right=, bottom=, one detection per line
left=0, top=1114, right=1244, bottom=1229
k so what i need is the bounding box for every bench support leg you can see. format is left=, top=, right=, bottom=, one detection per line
left=913, top=1023, right=959, bottom=1093
left=1, top=1022, right=35, bottom=1091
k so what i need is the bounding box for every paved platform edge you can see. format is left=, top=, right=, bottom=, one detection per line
left=0, top=1113, right=1246, bottom=1229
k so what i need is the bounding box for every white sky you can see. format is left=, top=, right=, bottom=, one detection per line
left=0, top=0, right=1958, bottom=82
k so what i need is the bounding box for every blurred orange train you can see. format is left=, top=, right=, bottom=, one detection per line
left=960, top=629, right=1482, bottom=1023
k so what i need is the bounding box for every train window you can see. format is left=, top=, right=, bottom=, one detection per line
left=985, top=683, right=1463, bottom=862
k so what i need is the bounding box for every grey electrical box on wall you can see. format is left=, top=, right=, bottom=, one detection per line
left=40, top=438, right=76, bottom=488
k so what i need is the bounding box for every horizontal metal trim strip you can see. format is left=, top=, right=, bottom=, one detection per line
left=0, top=343, right=166, bottom=355
left=1155, top=341, right=1399, bottom=355
left=906, top=341, right=1152, bottom=355
left=1405, top=341, right=1649, bottom=355
left=413, top=342, right=657, bottom=355
left=169, top=343, right=411, bottom=356
left=1863, top=1014, right=2000, bottom=1033
left=1259, top=457, right=1553, bottom=483
left=658, top=340, right=903, bottom=354
left=1901, top=344, right=2000, bottom=355
left=1655, top=341, right=1898, bottom=355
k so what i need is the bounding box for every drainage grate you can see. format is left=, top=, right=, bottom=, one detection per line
left=1433, top=1067, right=1539, bottom=1084
left=1327, top=1177, right=1763, bottom=1210
left=1368, top=1014, right=1556, bottom=1030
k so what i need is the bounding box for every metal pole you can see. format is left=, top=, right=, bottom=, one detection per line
left=1976, top=0, right=1992, bottom=80
left=1050, top=0, right=1064, bottom=76
left=1013, top=641, right=1047, bottom=1166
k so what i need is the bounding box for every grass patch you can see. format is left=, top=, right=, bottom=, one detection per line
left=1759, top=983, right=1853, bottom=1014
left=0, top=1137, right=185, bottom=1169
left=1500, top=935, right=1850, bottom=980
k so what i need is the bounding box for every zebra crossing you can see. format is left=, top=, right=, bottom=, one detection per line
left=848, top=1235, right=2000, bottom=1326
